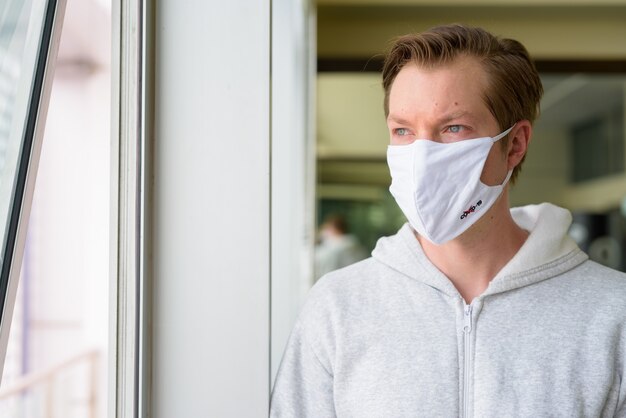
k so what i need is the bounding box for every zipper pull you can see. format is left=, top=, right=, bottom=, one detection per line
left=464, top=304, right=473, bottom=333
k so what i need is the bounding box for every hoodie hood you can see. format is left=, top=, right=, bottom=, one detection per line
left=372, top=203, right=589, bottom=298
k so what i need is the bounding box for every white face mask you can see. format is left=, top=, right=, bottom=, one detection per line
left=387, top=126, right=514, bottom=245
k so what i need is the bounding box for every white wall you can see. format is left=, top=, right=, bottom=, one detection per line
left=270, top=0, right=316, bottom=384
left=152, top=1, right=271, bottom=416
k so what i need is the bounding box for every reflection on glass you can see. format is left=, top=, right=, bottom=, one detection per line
left=0, top=0, right=47, bottom=252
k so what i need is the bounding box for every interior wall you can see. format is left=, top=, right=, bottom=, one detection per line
left=152, top=1, right=270, bottom=416
left=270, top=0, right=316, bottom=386
left=509, top=128, right=569, bottom=207
left=317, top=73, right=387, bottom=159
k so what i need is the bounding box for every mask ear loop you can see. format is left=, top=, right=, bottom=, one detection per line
left=491, top=124, right=516, bottom=186
left=500, top=169, right=514, bottom=187
left=491, top=124, right=515, bottom=143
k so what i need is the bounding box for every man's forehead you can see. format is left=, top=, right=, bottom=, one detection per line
left=414, top=54, right=487, bottom=74
left=391, top=56, right=489, bottom=94
left=387, top=58, right=490, bottom=120
left=387, top=110, right=480, bottom=124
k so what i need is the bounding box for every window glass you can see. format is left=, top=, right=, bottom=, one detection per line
left=0, top=0, right=47, bottom=252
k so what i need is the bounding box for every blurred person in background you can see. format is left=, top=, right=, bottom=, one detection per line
left=314, top=214, right=366, bottom=280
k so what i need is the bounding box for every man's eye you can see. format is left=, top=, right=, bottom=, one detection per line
left=395, top=128, right=409, bottom=136
left=447, top=125, right=463, bottom=133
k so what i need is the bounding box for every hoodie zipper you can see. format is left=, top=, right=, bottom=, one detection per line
left=463, top=302, right=473, bottom=418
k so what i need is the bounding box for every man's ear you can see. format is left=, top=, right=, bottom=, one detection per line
left=507, top=120, right=532, bottom=170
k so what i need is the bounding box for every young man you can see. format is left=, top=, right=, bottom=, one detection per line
left=271, top=25, right=626, bottom=417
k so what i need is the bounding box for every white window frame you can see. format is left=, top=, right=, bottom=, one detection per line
left=110, top=0, right=314, bottom=415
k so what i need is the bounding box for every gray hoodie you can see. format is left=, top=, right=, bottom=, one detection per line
left=271, top=204, right=626, bottom=417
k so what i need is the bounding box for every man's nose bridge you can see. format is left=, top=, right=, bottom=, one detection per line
left=413, top=126, right=442, bottom=142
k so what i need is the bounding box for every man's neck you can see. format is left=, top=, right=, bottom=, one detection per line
left=417, top=195, right=528, bottom=304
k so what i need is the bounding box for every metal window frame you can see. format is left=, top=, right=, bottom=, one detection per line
left=110, top=0, right=153, bottom=416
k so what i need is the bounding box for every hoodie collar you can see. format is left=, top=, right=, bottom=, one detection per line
left=371, top=203, right=588, bottom=298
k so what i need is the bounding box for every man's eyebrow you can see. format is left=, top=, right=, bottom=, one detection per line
left=386, top=115, right=413, bottom=125
left=387, top=112, right=475, bottom=125
left=440, top=111, right=472, bottom=123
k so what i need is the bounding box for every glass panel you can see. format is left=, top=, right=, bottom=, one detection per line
left=0, top=0, right=64, bottom=380
left=0, top=0, right=48, bottom=238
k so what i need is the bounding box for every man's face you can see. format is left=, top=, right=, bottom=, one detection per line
left=386, top=56, right=509, bottom=186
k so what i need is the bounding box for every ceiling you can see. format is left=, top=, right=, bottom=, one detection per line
left=317, top=3, right=626, bottom=59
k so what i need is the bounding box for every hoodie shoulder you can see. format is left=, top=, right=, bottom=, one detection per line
left=285, top=257, right=399, bottom=373
left=567, top=259, right=626, bottom=301
left=310, top=257, right=395, bottom=304
left=299, top=254, right=422, bottom=330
